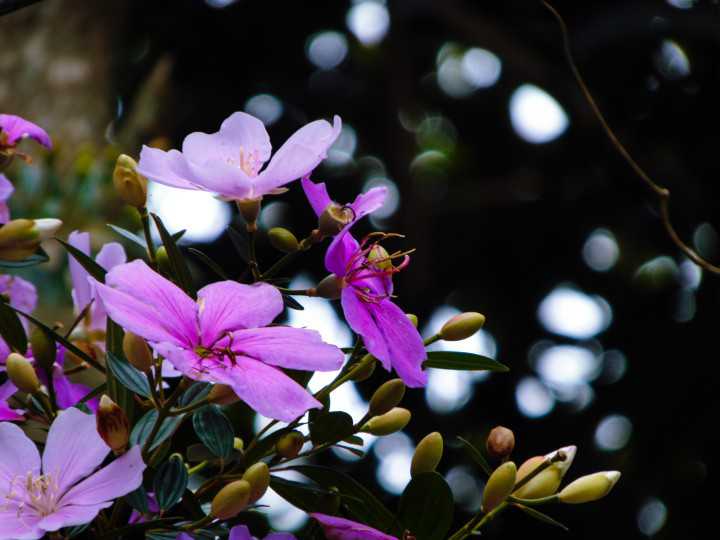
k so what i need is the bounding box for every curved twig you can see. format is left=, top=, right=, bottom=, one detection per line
left=542, top=0, right=720, bottom=274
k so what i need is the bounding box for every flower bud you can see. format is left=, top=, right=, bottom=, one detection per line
left=369, top=378, right=405, bottom=416
left=237, top=198, right=262, bottom=231
left=211, top=479, right=251, bottom=519
left=6, top=353, right=40, bottom=394
left=0, top=218, right=60, bottom=260
left=122, top=332, right=153, bottom=372
left=348, top=355, right=376, bottom=382
left=406, top=313, right=418, bottom=327
left=29, top=327, right=56, bottom=372
left=486, top=426, right=515, bottom=461
left=368, top=244, right=393, bottom=271
left=113, top=154, right=147, bottom=208
left=361, top=407, right=411, bottom=436
left=268, top=227, right=299, bottom=253
left=96, top=395, right=130, bottom=454
left=440, top=312, right=486, bottom=341
left=411, top=432, right=443, bottom=476
left=514, top=446, right=576, bottom=499
left=34, top=219, right=63, bottom=241
left=558, top=471, right=621, bottom=504
left=314, top=274, right=343, bottom=300
left=208, top=384, right=239, bottom=405
left=276, top=430, right=304, bottom=459
left=243, top=462, right=270, bottom=503
left=234, top=437, right=244, bottom=451
left=482, top=461, right=517, bottom=512
left=318, top=203, right=354, bottom=237
left=0, top=219, right=36, bottom=248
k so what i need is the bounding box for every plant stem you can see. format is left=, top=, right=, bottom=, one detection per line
left=170, top=398, right=211, bottom=416
left=142, top=377, right=187, bottom=459
left=139, top=208, right=157, bottom=267
left=261, top=230, right=321, bottom=280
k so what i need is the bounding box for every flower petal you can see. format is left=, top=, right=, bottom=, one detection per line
left=229, top=327, right=343, bottom=371
left=0, top=421, right=40, bottom=493
left=0, top=274, right=38, bottom=314
left=0, top=113, right=52, bottom=148
left=341, top=288, right=391, bottom=371
left=310, top=513, right=397, bottom=540
left=301, top=176, right=333, bottom=216
left=324, top=226, right=359, bottom=277
left=89, top=242, right=127, bottom=330
left=137, top=146, right=200, bottom=190
left=152, top=342, right=202, bottom=379
left=0, top=511, right=43, bottom=540
left=196, top=281, right=283, bottom=341
left=349, top=186, right=388, bottom=221
left=60, top=445, right=146, bottom=506
left=68, top=231, right=92, bottom=313
left=0, top=173, right=13, bottom=222
left=254, top=115, right=342, bottom=194
left=212, top=357, right=322, bottom=422
left=97, top=260, right=198, bottom=346
left=229, top=525, right=254, bottom=540
left=38, top=501, right=112, bottom=532
left=50, top=365, right=96, bottom=411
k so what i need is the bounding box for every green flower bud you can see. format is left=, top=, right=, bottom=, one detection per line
left=242, top=462, right=270, bottom=503
left=0, top=219, right=36, bottom=248
left=208, top=384, right=240, bottom=405
left=211, top=479, right=251, bottom=519
left=155, top=246, right=172, bottom=275
left=514, top=446, right=576, bottom=499
left=314, top=274, right=343, bottom=300
left=96, top=395, right=130, bottom=454
left=411, top=432, right=444, bottom=476
left=440, top=312, right=486, bottom=341
left=29, top=327, right=56, bottom=372
left=367, top=245, right=392, bottom=271
left=237, top=198, right=262, bottom=231
left=276, top=430, right=304, bottom=459
left=0, top=218, right=61, bottom=260
left=233, top=437, right=244, bottom=451
left=6, top=352, right=40, bottom=394
left=406, top=313, right=418, bottom=327
left=268, top=227, right=299, bottom=253
left=369, top=378, right=406, bottom=416
left=318, top=203, right=354, bottom=238
left=113, top=154, right=147, bottom=208
left=482, top=461, right=517, bottom=512
left=348, top=355, right=376, bottom=382
left=558, top=471, right=621, bottom=504
left=122, top=332, right=153, bottom=372
left=361, top=407, right=411, bottom=436
left=486, top=426, right=515, bottom=461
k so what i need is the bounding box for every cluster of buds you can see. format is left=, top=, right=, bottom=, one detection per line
left=0, top=218, right=62, bottom=260
left=361, top=379, right=411, bottom=436
left=211, top=462, right=270, bottom=519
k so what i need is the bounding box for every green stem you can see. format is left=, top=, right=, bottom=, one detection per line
left=277, top=287, right=315, bottom=296
left=261, top=230, right=320, bottom=280
left=139, top=208, right=157, bottom=267
left=188, top=460, right=209, bottom=476
left=424, top=334, right=441, bottom=346
left=170, top=398, right=211, bottom=416
left=248, top=227, right=260, bottom=280
left=142, top=377, right=187, bottom=459
left=180, top=513, right=214, bottom=531
left=314, top=354, right=375, bottom=402
left=448, top=502, right=508, bottom=540
left=508, top=494, right=558, bottom=506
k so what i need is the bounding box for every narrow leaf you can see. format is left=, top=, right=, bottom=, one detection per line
left=130, top=409, right=185, bottom=451
left=108, top=224, right=147, bottom=249
left=227, top=227, right=250, bottom=263
left=513, top=503, right=569, bottom=531
left=106, top=351, right=151, bottom=398
left=78, top=383, right=107, bottom=405
left=423, top=351, right=509, bottom=372
left=282, top=294, right=304, bottom=311
left=456, top=436, right=492, bottom=476
left=154, top=453, right=189, bottom=510
left=187, top=248, right=229, bottom=279
left=192, top=405, right=234, bottom=459
left=179, top=382, right=212, bottom=407
left=56, top=238, right=106, bottom=280
left=398, top=472, right=454, bottom=540
left=151, top=213, right=195, bottom=295
left=0, top=299, right=27, bottom=353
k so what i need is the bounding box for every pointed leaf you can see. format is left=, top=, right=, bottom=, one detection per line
left=309, top=411, right=354, bottom=445
left=106, top=351, right=151, bottom=398
left=513, top=503, right=569, bottom=531
left=398, top=472, right=454, bottom=540
left=192, top=404, right=234, bottom=459
left=0, top=298, right=27, bottom=353
left=282, top=294, right=304, bottom=311
left=56, top=238, right=106, bottom=280
left=108, top=224, right=147, bottom=249
left=270, top=476, right=340, bottom=514
left=130, top=409, right=185, bottom=451
left=154, top=453, right=188, bottom=510
left=187, top=248, right=229, bottom=280
left=106, top=320, right=134, bottom=420
left=423, top=351, right=508, bottom=372
left=179, top=382, right=212, bottom=407
left=78, top=383, right=107, bottom=405
left=151, top=213, right=195, bottom=295
left=455, top=436, right=492, bottom=476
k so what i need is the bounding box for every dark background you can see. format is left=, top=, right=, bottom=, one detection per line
left=3, top=0, right=719, bottom=538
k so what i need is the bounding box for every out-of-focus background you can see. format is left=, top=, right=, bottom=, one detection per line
left=1, top=0, right=717, bottom=538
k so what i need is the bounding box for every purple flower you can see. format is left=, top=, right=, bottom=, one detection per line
left=67, top=230, right=127, bottom=332
left=310, top=513, right=398, bottom=540
left=0, top=114, right=52, bottom=150
left=0, top=407, right=145, bottom=539
left=302, top=178, right=427, bottom=387
left=137, top=112, right=341, bottom=201
left=35, top=347, right=99, bottom=412
left=93, top=260, right=344, bottom=421
left=175, top=525, right=295, bottom=540
left=0, top=173, right=13, bottom=223
left=0, top=380, right=24, bottom=421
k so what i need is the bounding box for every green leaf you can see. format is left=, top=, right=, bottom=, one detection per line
left=171, top=229, right=187, bottom=242
left=187, top=248, right=229, bottom=280
left=270, top=476, right=340, bottom=514
left=154, top=453, right=189, bottom=510
left=455, top=436, right=492, bottom=476
left=64, top=523, right=91, bottom=538
left=283, top=294, right=304, bottom=311
left=344, top=435, right=364, bottom=446
left=398, top=472, right=454, bottom=540
left=130, top=409, right=185, bottom=451
left=423, top=351, right=508, bottom=372
left=151, top=213, right=195, bottom=295
left=512, top=503, right=569, bottom=531
left=288, top=465, right=401, bottom=535
left=0, top=247, right=49, bottom=268
left=106, top=351, right=151, bottom=398
left=56, top=238, right=106, bottom=280
left=106, top=320, right=134, bottom=420
left=0, top=298, right=27, bottom=353
left=179, top=382, right=212, bottom=407
left=192, top=405, right=234, bottom=459
left=107, top=224, right=147, bottom=249
left=77, top=383, right=107, bottom=405
left=310, top=411, right=355, bottom=445
left=125, top=485, right=150, bottom=514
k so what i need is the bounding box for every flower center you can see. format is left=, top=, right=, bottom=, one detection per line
left=2, top=470, right=61, bottom=517
left=238, top=146, right=261, bottom=177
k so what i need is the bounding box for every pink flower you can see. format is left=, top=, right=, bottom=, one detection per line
left=0, top=174, right=13, bottom=223
left=137, top=112, right=341, bottom=201
left=67, top=231, right=127, bottom=332
left=0, top=380, right=24, bottom=421
left=302, top=178, right=427, bottom=387
left=93, top=260, right=344, bottom=422
left=310, top=513, right=398, bottom=540
left=0, top=408, right=145, bottom=539
left=0, top=114, right=52, bottom=150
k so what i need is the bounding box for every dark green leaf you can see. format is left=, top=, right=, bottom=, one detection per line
left=227, top=227, right=249, bottom=263
left=106, top=320, right=134, bottom=420
left=64, top=523, right=91, bottom=538
left=171, top=229, right=187, bottom=242
left=455, top=436, right=492, bottom=476
left=513, top=503, right=569, bottom=531
left=77, top=383, right=107, bottom=405
left=288, top=465, right=400, bottom=535
left=344, top=435, right=364, bottom=446
left=130, top=409, right=185, bottom=451
left=0, top=299, right=27, bottom=353
left=56, top=238, right=106, bottom=280
left=192, top=405, right=234, bottom=459
left=398, top=472, right=454, bottom=540
left=270, top=476, right=340, bottom=514
left=188, top=248, right=229, bottom=279
left=310, top=411, right=355, bottom=445
left=0, top=247, right=49, bottom=268
left=283, top=294, right=304, bottom=311
left=151, top=213, right=195, bottom=295
left=154, top=454, right=189, bottom=510
left=125, top=485, right=150, bottom=514
left=95, top=518, right=182, bottom=540
left=106, top=351, right=151, bottom=398
left=179, top=382, right=212, bottom=407
left=107, top=224, right=147, bottom=249
left=423, top=351, right=508, bottom=372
